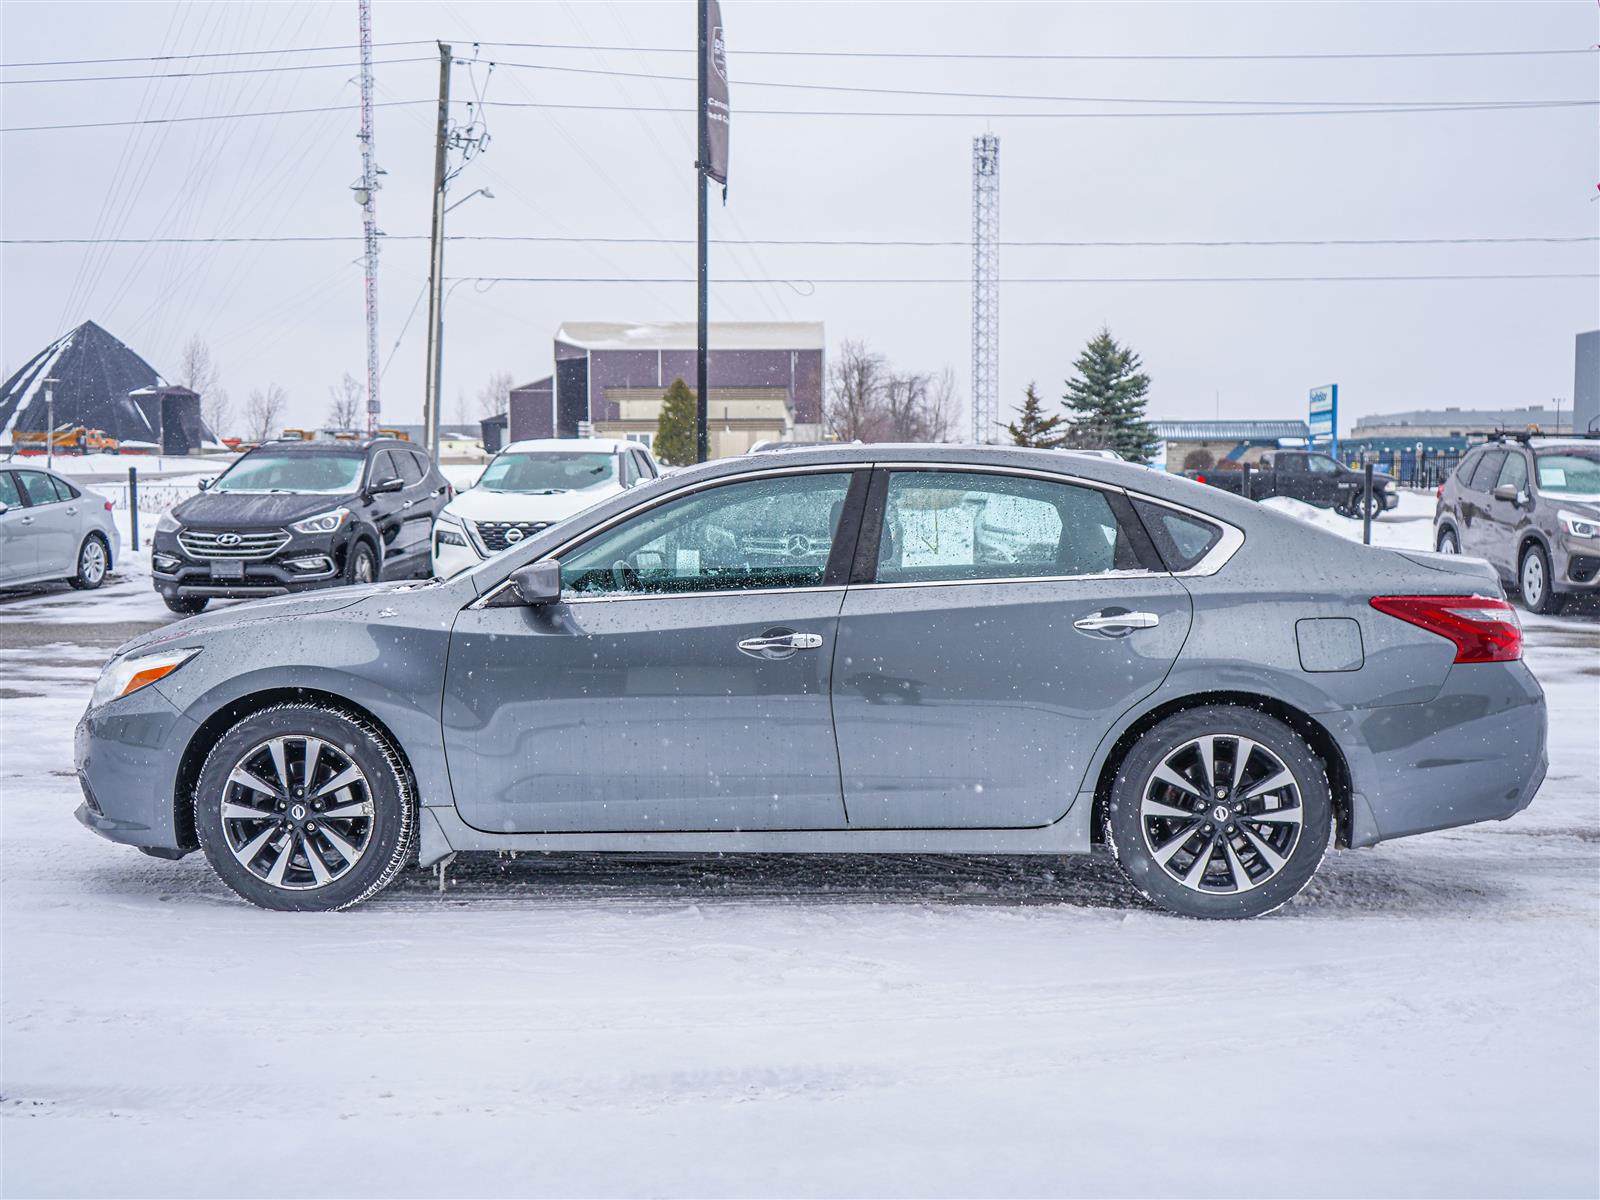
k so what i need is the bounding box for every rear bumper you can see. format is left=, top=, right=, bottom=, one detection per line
left=1327, top=659, right=1547, bottom=847
left=73, top=687, right=194, bottom=854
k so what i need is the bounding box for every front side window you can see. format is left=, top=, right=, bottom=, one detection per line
left=0, top=472, right=21, bottom=508
left=16, top=471, right=60, bottom=506
left=480, top=451, right=617, bottom=494
left=1468, top=449, right=1507, bottom=492
left=393, top=450, right=425, bottom=485
left=1534, top=448, right=1600, bottom=497
left=875, top=471, right=1146, bottom=584
left=1308, top=455, right=1340, bottom=475
left=561, top=472, right=855, bottom=596
left=1495, top=452, right=1528, bottom=492
left=213, top=452, right=365, bottom=495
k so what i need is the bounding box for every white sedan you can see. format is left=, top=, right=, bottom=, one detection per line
left=0, top=463, right=120, bottom=590
left=431, top=438, right=660, bottom=577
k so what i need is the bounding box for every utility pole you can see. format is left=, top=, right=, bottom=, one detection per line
left=43, top=377, right=57, bottom=469
left=695, top=2, right=710, bottom=463
left=355, top=0, right=383, bottom=435
left=421, top=42, right=452, bottom=460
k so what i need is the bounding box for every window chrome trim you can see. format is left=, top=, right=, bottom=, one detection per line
left=849, top=570, right=1162, bottom=593
left=1122, top=490, right=1245, bottom=577
left=561, top=583, right=846, bottom=605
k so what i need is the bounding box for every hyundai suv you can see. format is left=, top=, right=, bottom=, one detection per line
left=1434, top=433, right=1600, bottom=614
left=152, top=437, right=450, bottom=614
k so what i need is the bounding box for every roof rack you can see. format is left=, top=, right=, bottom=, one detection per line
left=1485, top=428, right=1600, bottom=444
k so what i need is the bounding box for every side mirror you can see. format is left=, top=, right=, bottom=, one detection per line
left=1492, top=484, right=1519, bottom=502
left=368, top=476, right=405, bottom=495
left=0, top=501, right=8, bottom=515
left=509, top=559, right=562, bottom=606
left=198, top=477, right=212, bottom=491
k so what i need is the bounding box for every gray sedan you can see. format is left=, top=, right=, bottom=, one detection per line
left=1, top=464, right=120, bottom=590
left=75, top=445, right=1546, bottom=918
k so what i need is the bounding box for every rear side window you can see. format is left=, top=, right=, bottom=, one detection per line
left=1468, top=449, right=1506, bottom=492
left=1131, top=499, right=1224, bottom=572
left=16, top=471, right=59, bottom=506
left=0, top=472, right=20, bottom=508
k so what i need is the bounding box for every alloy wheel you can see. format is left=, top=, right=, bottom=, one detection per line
left=1139, top=735, right=1305, bottom=894
left=219, top=735, right=375, bottom=891
left=1521, top=551, right=1545, bottom=608
left=80, top=539, right=106, bottom=584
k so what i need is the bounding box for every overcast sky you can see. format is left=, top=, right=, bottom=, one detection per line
left=2, top=0, right=1596, bottom=437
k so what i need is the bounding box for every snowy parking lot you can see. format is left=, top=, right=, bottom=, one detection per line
left=2, top=493, right=1596, bottom=1198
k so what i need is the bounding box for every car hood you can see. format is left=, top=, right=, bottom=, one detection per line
left=172, top=490, right=360, bottom=528
left=443, top=484, right=622, bottom=525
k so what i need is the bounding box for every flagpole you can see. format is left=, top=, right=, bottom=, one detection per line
left=695, top=0, right=710, bottom=464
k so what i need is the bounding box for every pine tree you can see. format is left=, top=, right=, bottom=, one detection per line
left=1061, top=327, right=1156, bottom=462
left=654, top=378, right=699, bottom=465
left=1006, top=382, right=1068, bottom=448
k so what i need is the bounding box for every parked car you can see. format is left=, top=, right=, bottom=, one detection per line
left=431, top=438, right=658, bottom=578
left=1187, top=449, right=1397, bottom=518
left=151, top=436, right=449, bottom=614
left=1434, top=433, right=1600, bottom=614
left=0, top=464, right=119, bottom=590
left=78, top=445, right=1545, bottom=917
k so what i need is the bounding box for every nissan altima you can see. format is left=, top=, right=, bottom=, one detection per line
left=75, top=445, right=1546, bottom=917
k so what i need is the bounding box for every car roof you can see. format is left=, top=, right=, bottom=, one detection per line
left=251, top=438, right=415, bottom=455
left=501, top=438, right=640, bottom=454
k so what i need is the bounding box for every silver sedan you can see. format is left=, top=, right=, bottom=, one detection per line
left=0, top=463, right=120, bottom=590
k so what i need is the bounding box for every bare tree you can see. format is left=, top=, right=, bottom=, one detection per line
left=177, top=335, right=230, bottom=439
left=327, top=372, right=363, bottom=430
left=825, top=339, right=888, bottom=442
left=244, top=385, right=287, bottom=442
left=826, top=340, right=956, bottom=443
left=476, top=370, right=514, bottom=421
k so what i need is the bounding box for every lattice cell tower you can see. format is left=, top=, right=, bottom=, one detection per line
left=356, top=0, right=383, bottom=433
left=970, top=133, right=1000, bottom=444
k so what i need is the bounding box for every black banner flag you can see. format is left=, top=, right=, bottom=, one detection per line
left=702, top=0, right=729, bottom=186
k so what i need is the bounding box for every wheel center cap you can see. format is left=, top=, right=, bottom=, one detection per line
left=1211, top=805, right=1231, bottom=823
left=290, top=804, right=307, bottom=822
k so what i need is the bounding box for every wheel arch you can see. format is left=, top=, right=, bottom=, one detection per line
left=1088, top=690, right=1354, bottom=850
left=171, top=686, right=416, bottom=852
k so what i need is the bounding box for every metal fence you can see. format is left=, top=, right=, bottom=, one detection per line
left=1342, top=448, right=1464, bottom=490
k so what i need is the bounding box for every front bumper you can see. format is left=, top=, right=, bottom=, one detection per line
left=152, top=528, right=347, bottom=598
left=1552, top=539, right=1600, bottom=595
left=74, top=685, right=196, bottom=855
left=1328, top=658, right=1547, bottom=848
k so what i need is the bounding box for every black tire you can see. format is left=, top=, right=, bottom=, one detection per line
left=67, top=533, right=110, bottom=590
left=1436, top=526, right=1459, bottom=555
left=1106, top=706, right=1333, bottom=919
left=163, top=595, right=209, bottom=615
left=194, top=703, right=416, bottom=912
left=345, top=540, right=377, bottom=586
left=1518, top=542, right=1565, bottom=615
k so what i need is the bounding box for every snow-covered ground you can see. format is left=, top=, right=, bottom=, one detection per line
left=2, top=489, right=1596, bottom=1198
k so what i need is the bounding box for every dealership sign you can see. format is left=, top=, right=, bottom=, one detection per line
left=1309, top=384, right=1338, bottom=456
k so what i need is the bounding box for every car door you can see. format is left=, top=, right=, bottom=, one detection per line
left=389, top=448, right=433, bottom=572
left=1305, top=454, right=1345, bottom=507
left=443, top=467, right=868, bottom=833
left=364, top=450, right=408, bottom=576
left=1460, top=448, right=1507, bottom=558
left=0, top=471, right=34, bottom=583
left=1481, top=449, right=1532, bottom=576
left=832, top=467, right=1193, bottom=829
left=13, top=470, right=77, bottom=577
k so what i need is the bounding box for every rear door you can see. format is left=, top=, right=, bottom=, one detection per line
left=0, top=471, right=34, bottom=583
left=832, top=467, right=1193, bottom=829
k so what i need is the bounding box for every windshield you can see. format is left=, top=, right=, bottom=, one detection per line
left=213, top=452, right=366, bottom=495
left=478, top=451, right=616, bottom=494
left=1534, top=448, right=1600, bottom=498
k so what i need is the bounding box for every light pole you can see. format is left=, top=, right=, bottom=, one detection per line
left=43, top=376, right=58, bottom=469
left=426, top=188, right=493, bottom=454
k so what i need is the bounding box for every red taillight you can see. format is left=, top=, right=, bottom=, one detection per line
left=1369, top=595, right=1522, bottom=663
left=104, top=500, right=114, bottom=511
left=1196, top=473, right=1208, bottom=485
left=1435, top=484, right=1444, bottom=500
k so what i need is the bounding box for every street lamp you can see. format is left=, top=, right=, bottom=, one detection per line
left=42, top=376, right=58, bottom=469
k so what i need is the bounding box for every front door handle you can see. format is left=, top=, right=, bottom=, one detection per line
left=1074, top=610, right=1160, bottom=636
left=737, top=630, right=824, bottom=659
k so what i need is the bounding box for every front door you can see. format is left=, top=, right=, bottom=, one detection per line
left=1460, top=448, right=1507, bottom=560
left=833, top=468, right=1193, bottom=829
left=1480, top=448, right=1531, bottom=577
left=0, top=471, right=35, bottom=584
left=443, top=468, right=866, bottom=833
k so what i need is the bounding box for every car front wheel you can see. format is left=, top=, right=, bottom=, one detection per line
left=194, top=703, right=415, bottom=911
left=1518, top=542, right=1564, bottom=615
left=1106, top=706, right=1332, bottom=919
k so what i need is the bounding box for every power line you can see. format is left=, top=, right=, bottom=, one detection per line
left=449, top=273, right=1597, bottom=285
left=7, top=234, right=1594, bottom=248
left=0, top=56, right=436, bottom=85
left=1, top=98, right=434, bottom=133
left=0, top=41, right=434, bottom=68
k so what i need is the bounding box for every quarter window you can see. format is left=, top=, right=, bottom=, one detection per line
left=875, top=471, right=1148, bottom=584
left=561, top=472, right=855, bottom=596
left=1131, top=499, right=1223, bottom=572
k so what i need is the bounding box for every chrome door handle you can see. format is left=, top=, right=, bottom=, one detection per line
left=19, top=515, right=33, bottom=524
left=65, top=507, right=77, bottom=515
left=1074, top=610, right=1160, bottom=635
left=737, top=631, right=824, bottom=658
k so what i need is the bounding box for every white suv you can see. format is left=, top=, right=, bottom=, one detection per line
left=431, top=438, right=660, bottom=577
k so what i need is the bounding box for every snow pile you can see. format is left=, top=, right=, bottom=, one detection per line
left=1262, top=491, right=1436, bottom=552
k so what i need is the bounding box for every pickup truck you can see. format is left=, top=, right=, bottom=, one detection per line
left=1185, top=449, right=1397, bottom=518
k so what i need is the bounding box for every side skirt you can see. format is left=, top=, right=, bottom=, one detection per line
left=416, top=795, right=1095, bottom=868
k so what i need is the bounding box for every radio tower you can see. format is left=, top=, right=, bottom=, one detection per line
left=970, top=133, right=1000, bottom=444
left=356, top=0, right=382, bottom=433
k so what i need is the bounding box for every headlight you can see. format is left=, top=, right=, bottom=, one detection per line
left=290, top=507, right=350, bottom=535
left=435, top=524, right=469, bottom=548
left=1558, top=509, right=1599, bottom=539
left=90, top=648, right=200, bottom=710
left=156, top=512, right=181, bottom=533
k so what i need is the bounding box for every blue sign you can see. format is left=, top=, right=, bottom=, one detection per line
left=1309, top=384, right=1338, bottom=458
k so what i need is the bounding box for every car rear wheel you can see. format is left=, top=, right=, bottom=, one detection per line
left=67, top=533, right=109, bottom=589
left=194, top=703, right=415, bottom=911
left=163, top=595, right=209, bottom=615
left=1436, top=527, right=1459, bottom=555
left=1518, top=542, right=1564, bottom=615
left=1106, top=706, right=1332, bottom=919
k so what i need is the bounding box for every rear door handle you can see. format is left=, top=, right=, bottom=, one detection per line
left=19, top=515, right=33, bottom=525
left=737, top=630, right=824, bottom=659
left=1074, top=610, right=1160, bottom=636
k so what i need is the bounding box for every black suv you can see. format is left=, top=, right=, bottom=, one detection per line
left=152, top=438, right=450, bottom=614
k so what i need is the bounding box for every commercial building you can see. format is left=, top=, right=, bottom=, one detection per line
left=1350, top=405, right=1566, bottom=441
left=506, top=321, right=825, bottom=458
left=1150, top=420, right=1311, bottom=472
